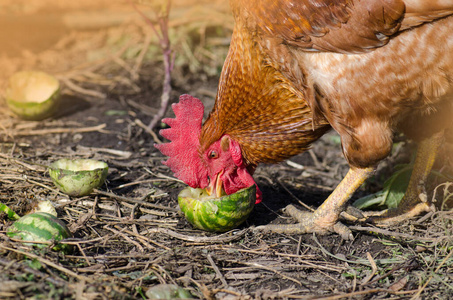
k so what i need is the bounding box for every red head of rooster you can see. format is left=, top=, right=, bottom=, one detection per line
left=155, top=94, right=262, bottom=203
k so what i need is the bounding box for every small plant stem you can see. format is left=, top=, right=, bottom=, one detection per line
left=128, top=0, right=174, bottom=129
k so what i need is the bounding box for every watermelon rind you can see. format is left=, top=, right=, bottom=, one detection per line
left=7, top=212, right=72, bottom=253
left=0, top=202, right=20, bottom=220
left=49, top=159, right=108, bottom=196
left=5, top=71, right=60, bottom=121
left=178, top=185, right=256, bottom=232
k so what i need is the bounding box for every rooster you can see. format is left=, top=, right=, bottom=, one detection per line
left=156, top=0, right=453, bottom=239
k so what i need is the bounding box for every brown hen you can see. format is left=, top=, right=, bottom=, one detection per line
left=157, top=0, right=453, bottom=239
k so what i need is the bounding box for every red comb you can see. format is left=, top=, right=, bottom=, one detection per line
left=154, top=94, right=208, bottom=188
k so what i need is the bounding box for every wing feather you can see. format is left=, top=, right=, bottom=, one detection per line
left=233, top=0, right=453, bottom=53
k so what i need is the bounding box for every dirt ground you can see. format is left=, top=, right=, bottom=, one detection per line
left=0, top=1, right=452, bottom=299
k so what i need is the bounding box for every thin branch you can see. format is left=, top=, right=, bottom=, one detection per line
left=0, top=244, right=94, bottom=283
left=142, top=227, right=249, bottom=243
left=127, top=0, right=174, bottom=130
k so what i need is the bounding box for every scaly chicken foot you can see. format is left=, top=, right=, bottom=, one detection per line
left=263, top=205, right=354, bottom=240
left=257, top=167, right=374, bottom=240
left=369, top=132, right=443, bottom=225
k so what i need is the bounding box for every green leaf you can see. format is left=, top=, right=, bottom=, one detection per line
left=25, top=258, right=42, bottom=270
left=353, top=164, right=412, bottom=210
left=354, top=163, right=453, bottom=210
left=136, top=286, right=147, bottom=300
left=104, top=110, right=128, bottom=116
left=352, top=190, right=386, bottom=209
left=381, top=165, right=413, bottom=209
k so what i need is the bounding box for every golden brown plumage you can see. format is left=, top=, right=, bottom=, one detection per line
left=200, top=19, right=330, bottom=166
left=157, top=0, right=453, bottom=238
left=203, top=0, right=453, bottom=169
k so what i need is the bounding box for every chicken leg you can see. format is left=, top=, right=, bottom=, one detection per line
left=369, top=131, right=442, bottom=225
left=258, top=132, right=443, bottom=239
left=257, top=167, right=374, bottom=240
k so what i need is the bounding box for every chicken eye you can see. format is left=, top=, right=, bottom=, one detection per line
left=209, top=150, right=218, bottom=159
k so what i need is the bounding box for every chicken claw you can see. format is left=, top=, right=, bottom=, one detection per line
left=369, top=132, right=442, bottom=225
left=256, top=205, right=354, bottom=240
left=256, top=167, right=374, bottom=240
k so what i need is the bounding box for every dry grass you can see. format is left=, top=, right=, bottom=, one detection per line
left=1, top=106, right=452, bottom=298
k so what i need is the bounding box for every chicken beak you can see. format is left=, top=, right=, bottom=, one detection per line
left=206, top=170, right=224, bottom=197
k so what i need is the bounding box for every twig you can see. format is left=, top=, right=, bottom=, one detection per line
left=115, top=178, right=174, bottom=189
left=0, top=244, right=94, bottom=283
left=76, top=145, right=132, bottom=158
left=0, top=153, right=46, bottom=171
left=312, top=234, right=371, bottom=266
left=120, top=227, right=170, bottom=251
left=143, top=168, right=184, bottom=183
left=349, top=225, right=449, bottom=242
left=120, top=201, right=169, bottom=217
left=142, top=227, right=249, bottom=243
left=207, top=254, right=228, bottom=287
left=410, top=248, right=453, bottom=299
left=238, top=261, right=302, bottom=286
left=12, top=124, right=108, bottom=136
left=313, top=288, right=419, bottom=300
left=0, top=257, right=67, bottom=286
left=128, top=0, right=174, bottom=130
left=94, top=189, right=175, bottom=211
left=0, top=175, right=66, bottom=196
left=104, top=226, right=145, bottom=252
left=361, top=252, right=378, bottom=285
left=26, top=178, right=62, bottom=194
left=213, top=244, right=345, bottom=272
left=132, top=29, right=153, bottom=79
left=277, top=177, right=315, bottom=212
left=134, top=118, right=162, bottom=143
left=60, top=77, right=106, bottom=99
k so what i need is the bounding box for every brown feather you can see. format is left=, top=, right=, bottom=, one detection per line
left=201, top=0, right=453, bottom=169
left=200, top=20, right=330, bottom=165
left=234, top=0, right=406, bottom=53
